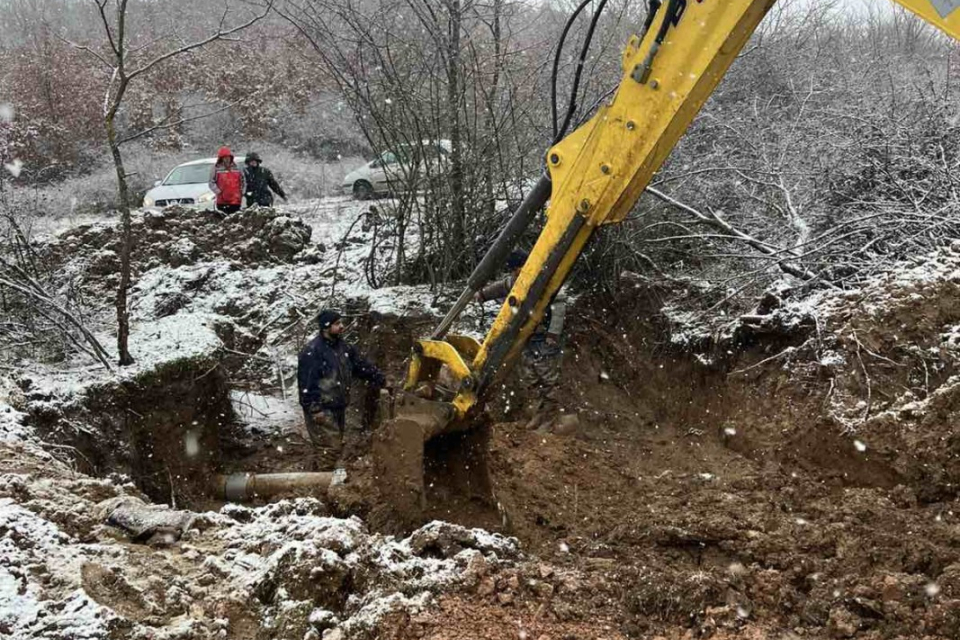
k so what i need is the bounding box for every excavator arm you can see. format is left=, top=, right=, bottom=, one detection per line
left=375, top=0, right=960, bottom=516
left=897, top=0, right=959, bottom=38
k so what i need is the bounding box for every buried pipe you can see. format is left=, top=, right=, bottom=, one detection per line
left=216, top=472, right=335, bottom=502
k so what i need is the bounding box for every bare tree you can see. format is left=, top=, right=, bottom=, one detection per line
left=64, top=0, right=272, bottom=365
left=280, top=0, right=551, bottom=288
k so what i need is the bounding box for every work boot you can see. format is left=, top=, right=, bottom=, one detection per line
left=524, top=412, right=546, bottom=431
left=315, top=447, right=340, bottom=471
left=552, top=413, right=580, bottom=436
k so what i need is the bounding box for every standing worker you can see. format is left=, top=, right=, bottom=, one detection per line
left=475, top=250, right=571, bottom=432
left=208, top=146, right=245, bottom=215
left=297, top=310, right=387, bottom=470
left=243, top=151, right=287, bottom=207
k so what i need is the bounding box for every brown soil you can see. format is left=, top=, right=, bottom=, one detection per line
left=328, top=259, right=960, bottom=639
left=19, top=247, right=960, bottom=638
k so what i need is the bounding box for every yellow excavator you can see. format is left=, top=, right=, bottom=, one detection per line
left=372, top=0, right=960, bottom=517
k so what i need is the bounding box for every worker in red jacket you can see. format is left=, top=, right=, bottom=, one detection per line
left=208, top=146, right=246, bottom=214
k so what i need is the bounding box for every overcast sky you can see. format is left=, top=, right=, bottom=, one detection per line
left=788, top=0, right=896, bottom=15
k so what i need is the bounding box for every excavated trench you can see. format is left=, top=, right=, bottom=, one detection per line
left=19, top=295, right=922, bottom=524
left=22, top=356, right=237, bottom=509
left=17, top=312, right=472, bottom=517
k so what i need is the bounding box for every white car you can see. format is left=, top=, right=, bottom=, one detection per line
left=341, top=142, right=449, bottom=200
left=142, top=156, right=245, bottom=210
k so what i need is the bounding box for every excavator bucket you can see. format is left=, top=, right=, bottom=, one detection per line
left=372, top=335, right=492, bottom=522
left=372, top=394, right=453, bottom=516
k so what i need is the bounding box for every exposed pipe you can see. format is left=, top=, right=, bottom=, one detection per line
left=216, top=472, right=334, bottom=502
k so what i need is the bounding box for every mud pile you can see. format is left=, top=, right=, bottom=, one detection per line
left=455, top=245, right=960, bottom=638
left=8, top=211, right=960, bottom=638
left=50, top=206, right=317, bottom=278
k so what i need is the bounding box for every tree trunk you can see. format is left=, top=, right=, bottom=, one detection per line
left=446, top=0, right=466, bottom=272
left=481, top=0, right=503, bottom=224
left=105, top=112, right=135, bottom=366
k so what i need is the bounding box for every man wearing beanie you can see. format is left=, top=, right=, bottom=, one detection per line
left=297, top=309, right=386, bottom=469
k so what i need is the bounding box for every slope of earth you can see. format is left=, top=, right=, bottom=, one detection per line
left=462, top=245, right=960, bottom=639
left=3, top=438, right=610, bottom=640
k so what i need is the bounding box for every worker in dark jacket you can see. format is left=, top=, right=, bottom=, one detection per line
left=475, top=250, right=570, bottom=432
left=243, top=151, right=286, bottom=207
left=297, top=310, right=386, bottom=469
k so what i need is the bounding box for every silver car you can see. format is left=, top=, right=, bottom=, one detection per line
left=142, top=156, right=245, bottom=210
left=341, top=141, right=449, bottom=200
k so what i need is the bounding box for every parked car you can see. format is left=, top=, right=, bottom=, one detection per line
left=342, top=141, right=450, bottom=200
left=142, top=156, right=245, bottom=210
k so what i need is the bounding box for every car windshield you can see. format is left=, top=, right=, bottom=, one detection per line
left=164, top=163, right=212, bottom=185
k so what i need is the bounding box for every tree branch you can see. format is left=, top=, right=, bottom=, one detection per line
left=126, top=0, right=274, bottom=82
left=645, top=185, right=828, bottom=284
left=116, top=93, right=261, bottom=145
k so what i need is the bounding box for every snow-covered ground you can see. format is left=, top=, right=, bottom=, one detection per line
left=0, top=439, right=524, bottom=639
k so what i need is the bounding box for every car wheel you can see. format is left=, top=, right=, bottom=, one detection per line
left=353, top=180, right=374, bottom=200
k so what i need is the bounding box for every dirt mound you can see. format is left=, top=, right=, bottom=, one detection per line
left=8, top=218, right=960, bottom=637
left=49, top=205, right=317, bottom=277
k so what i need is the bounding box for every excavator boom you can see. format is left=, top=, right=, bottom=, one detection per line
left=375, top=0, right=960, bottom=518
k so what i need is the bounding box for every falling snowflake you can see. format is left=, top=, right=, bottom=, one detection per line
left=4, top=159, right=23, bottom=178
left=853, top=439, right=867, bottom=452
left=0, top=103, right=13, bottom=122
left=184, top=431, right=199, bottom=457
left=926, top=582, right=941, bottom=597
left=723, top=426, right=737, bottom=436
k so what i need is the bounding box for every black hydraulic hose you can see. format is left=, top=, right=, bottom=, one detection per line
left=432, top=0, right=662, bottom=340
left=551, top=0, right=595, bottom=141
left=655, top=0, right=682, bottom=45
left=555, top=0, right=610, bottom=143
left=467, top=174, right=552, bottom=291
left=642, top=0, right=662, bottom=39
left=634, top=0, right=681, bottom=84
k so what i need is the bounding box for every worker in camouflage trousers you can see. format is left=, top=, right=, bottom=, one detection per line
left=243, top=151, right=287, bottom=208
left=475, top=250, right=568, bottom=432
left=297, top=310, right=386, bottom=470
